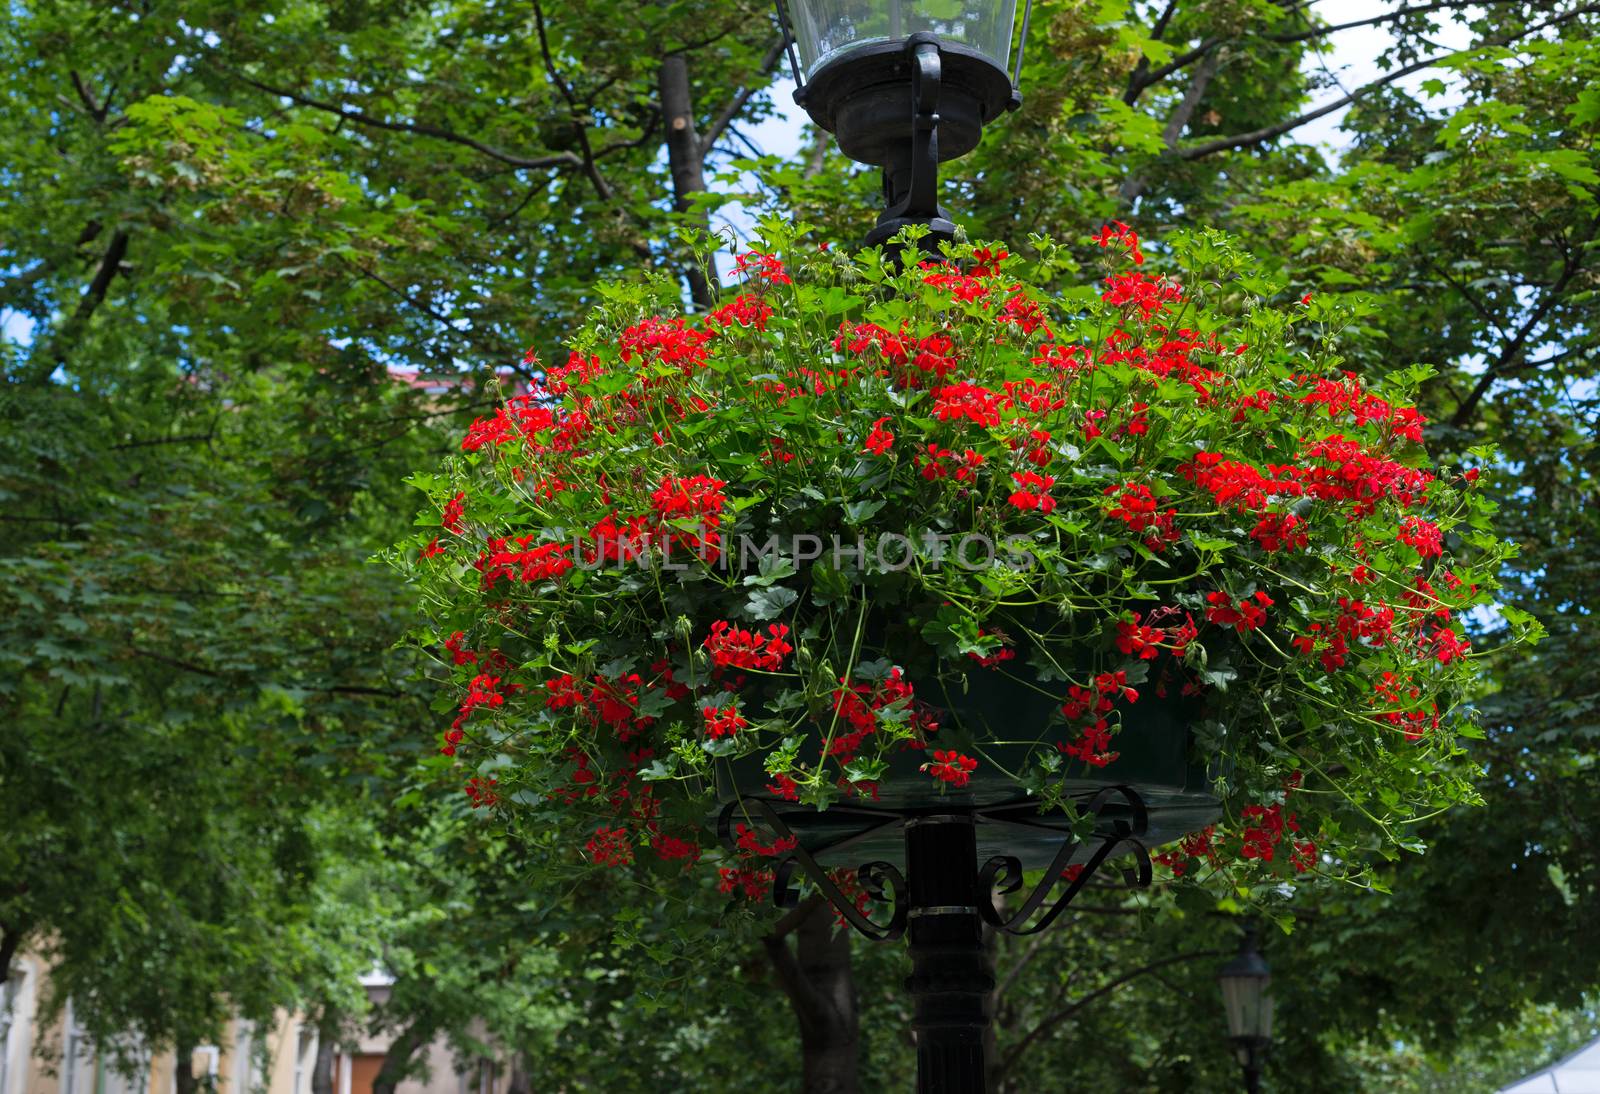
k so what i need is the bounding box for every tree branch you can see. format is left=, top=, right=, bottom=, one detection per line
left=1000, top=949, right=1230, bottom=1078
left=221, top=68, right=583, bottom=171
left=1178, top=2, right=1600, bottom=160
left=531, top=0, right=613, bottom=201
left=1126, top=37, right=1221, bottom=105
left=993, top=933, right=1047, bottom=1011
left=334, top=255, right=519, bottom=366
left=701, top=37, right=786, bottom=162
left=70, top=70, right=111, bottom=123
left=1449, top=216, right=1600, bottom=428
left=109, top=432, right=215, bottom=451
left=1122, top=44, right=1223, bottom=203
left=1265, top=0, right=1519, bottom=46
left=1121, top=1, right=1185, bottom=104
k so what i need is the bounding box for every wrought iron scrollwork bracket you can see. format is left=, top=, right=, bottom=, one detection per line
left=977, top=784, right=1153, bottom=936
left=717, top=796, right=910, bottom=941
left=717, top=784, right=1153, bottom=944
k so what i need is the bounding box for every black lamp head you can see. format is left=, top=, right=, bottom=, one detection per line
left=1218, top=922, right=1274, bottom=1058
left=771, top=0, right=1035, bottom=249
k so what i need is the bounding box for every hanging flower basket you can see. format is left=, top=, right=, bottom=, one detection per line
left=402, top=223, right=1524, bottom=894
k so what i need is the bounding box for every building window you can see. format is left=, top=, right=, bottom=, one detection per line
left=291, top=1026, right=316, bottom=1094
left=233, top=1022, right=258, bottom=1094
left=0, top=964, right=27, bottom=1094
left=61, top=1000, right=93, bottom=1094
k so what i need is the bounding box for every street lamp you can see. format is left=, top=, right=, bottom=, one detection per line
left=1218, top=922, right=1273, bottom=1094
left=772, top=0, right=1035, bottom=247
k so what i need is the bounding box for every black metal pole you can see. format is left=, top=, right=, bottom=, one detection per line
left=1239, top=1042, right=1263, bottom=1094
left=905, top=814, right=993, bottom=1094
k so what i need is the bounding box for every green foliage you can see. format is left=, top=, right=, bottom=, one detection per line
left=3, top=0, right=1599, bottom=1088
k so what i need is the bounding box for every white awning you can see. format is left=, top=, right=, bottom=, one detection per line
left=1502, top=1038, right=1600, bottom=1093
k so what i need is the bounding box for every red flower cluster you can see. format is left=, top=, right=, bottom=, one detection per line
left=1092, top=220, right=1145, bottom=265
left=463, top=776, right=499, bottom=808
left=650, top=474, right=726, bottom=555
left=1292, top=596, right=1399, bottom=673
left=717, top=865, right=775, bottom=900
left=1429, top=625, right=1471, bottom=664
left=1205, top=591, right=1273, bottom=634
left=1115, top=615, right=1165, bottom=660
left=446, top=672, right=507, bottom=744
left=1250, top=512, right=1308, bottom=553
left=1102, top=271, right=1182, bottom=320
left=586, top=825, right=633, bottom=867
left=828, top=669, right=936, bottom=764
left=441, top=491, right=466, bottom=533
left=1153, top=825, right=1217, bottom=877
left=444, top=631, right=477, bottom=666
left=1009, top=471, right=1057, bottom=513
left=1373, top=672, right=1439, bottom=742
left=1238, top=803, right=1316, bottom=872
left=1397, top=516, right=1443, bottom=557
left=702, top=703, right=747, bottom=739
left=703, top=621, right=794, bottom=672
left=735, top=250, right=791, bottom=285
left=1298, top=372, right=1426, bottom=443
left=922, top=262, right=988, bottom=303
left=917, top=444, right=984, bottom=482
left=734, top=822, right=799, bottom=858
left=476, top=537, right=575, bottom=588
left=650, top=833, right=701, bottom=865
left=833, top=323, right=961, bottom=385
left=923, top=750, right=978, bottom=787
left=707, top=294, right=774, bottom=331
left=864, top=416, right=895, bottom=455
left=1103, top=482, right=1180, bottom=550
left=1058, top=671, right=1138, bottom=768
left=932, top=382, right=1004, bottom=428
left=997, top=293, right=1051, bottom=337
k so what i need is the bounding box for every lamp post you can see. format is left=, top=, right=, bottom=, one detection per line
left=722, top=12, right=1220, bottom=1093
left=1218, top=922, right=1273, bottom=1094
left=771, top=0, right=1034, bottom=247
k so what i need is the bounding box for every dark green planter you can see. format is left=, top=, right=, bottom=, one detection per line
left=716, top=659, right=1220, bottom=871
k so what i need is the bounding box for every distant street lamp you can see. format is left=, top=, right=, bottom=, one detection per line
left=1218, top=922, right=1273, bottom=1093
left=773, top=0, right=1034, bottom=246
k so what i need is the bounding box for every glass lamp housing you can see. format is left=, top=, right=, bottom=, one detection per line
left=1219, top=927, right=1273, bottom=1054
left=788, top=0, right=1019, bottom=80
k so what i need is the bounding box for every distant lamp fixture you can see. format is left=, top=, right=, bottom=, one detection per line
left=773, top=0, right=1035, bottom=247
left=1219, top=922, right=1274, bottom=1094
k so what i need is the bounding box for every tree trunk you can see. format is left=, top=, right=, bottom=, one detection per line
left=370, top=1019, right=433, bottom=1094
left=310, top=1010, right=340, bottom=1094
left=173, top=1040, right=199, bottom=1094
left=0, top=925, right=19, bottom=981
left=658, top=52, right=716, bottom=309
left=506, top=1053, right=532, bottom=1094
left=765, top=897, right=860, bottom=1094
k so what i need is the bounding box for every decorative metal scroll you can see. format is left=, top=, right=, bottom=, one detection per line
left=717, top=796, right=910, bottom=941
left=976, top=784, right=1153, bottom=936
left=717, top=784, right=1152, bottom=944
